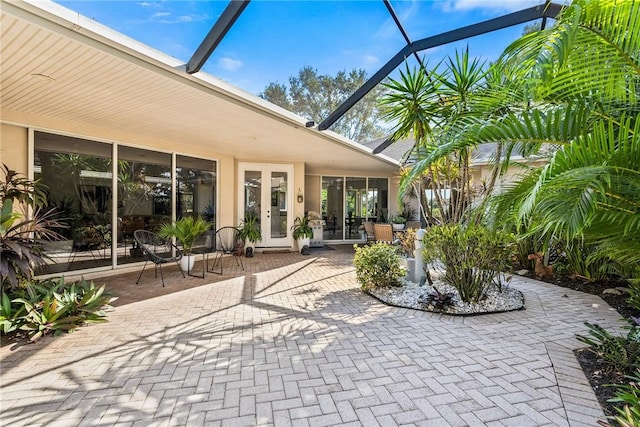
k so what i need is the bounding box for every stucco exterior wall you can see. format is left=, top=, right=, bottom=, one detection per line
left=0, top=123, right=29, bottom=173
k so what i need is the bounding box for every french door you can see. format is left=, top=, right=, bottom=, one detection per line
left=238, top=163, right=293, bottom=247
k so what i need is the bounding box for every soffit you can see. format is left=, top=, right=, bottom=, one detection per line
left=0, top=3, right=398, bottom=175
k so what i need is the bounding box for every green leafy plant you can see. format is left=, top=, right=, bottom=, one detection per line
left=53, top=278, right=114, bottom=323
left=2, top=277, right=115, bottom=341
left=239, top=212, right=261, bottom=243
left=627, top=285, right=640, bottom=314
left=391, top=215, right=406, bottom=225
left=0, top=291, right=24, bottom=334
left=291, top=215, right=313, bottom=240
left=422, top=224, right=515, bottom=303
left=576, top=321, right=640, bottom=374
left=600, top=370, right=640, bottom=427
left=353, top=243, right=405, bottom=292
left=158, top=216, right=211, bottom=255
left=13, top=293, right=79, bottom=342
left=1, top=164, right=65, bottom=291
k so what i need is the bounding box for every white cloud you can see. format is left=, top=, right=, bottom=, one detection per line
left=374, top=0, right=421, bottom=40
left=154, top=13, right=209, bottom=24
left=219, top=57, right=243, bottom=71
left=440, top=0, right=543, bottom=13
left=362, top=54, right=379, bottom=67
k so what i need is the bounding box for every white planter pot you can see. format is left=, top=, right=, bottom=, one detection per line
left=296, top=237, right=311, bottom=253
left=392, top=223, right=405, bottom=231
left=179, top=254, right=195, bottom=273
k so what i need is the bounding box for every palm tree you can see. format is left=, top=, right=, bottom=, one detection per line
left=380, top=48, right=489, bottom=224
left=390, top=0, right=640, bottom=279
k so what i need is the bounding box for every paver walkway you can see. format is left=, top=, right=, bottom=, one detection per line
left=0, top=246, right=623, bottom=426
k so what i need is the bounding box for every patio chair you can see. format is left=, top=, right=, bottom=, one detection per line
left=69, top=225, right=110, bottom=264
left=363, top=221, right=376, bottom=244
left=208, top=226, right=244, bottom=275
left=188, top=229, right=216, bottom=278
left=373, top=223, right=394, bottom=244
left=134, top=229, right=184, bottom=287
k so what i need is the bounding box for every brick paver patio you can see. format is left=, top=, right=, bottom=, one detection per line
left=0, top=246, right=622, bottom=426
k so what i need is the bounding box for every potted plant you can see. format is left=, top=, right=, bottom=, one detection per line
left=158, top=216, right=211, bottom=272
left=291, top=215, right=313, bottom=254
left=391, top=214, right=406, bottom=231
left=239, top=212, right=261, bottom=257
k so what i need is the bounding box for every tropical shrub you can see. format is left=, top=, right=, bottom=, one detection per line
left=353, top=243, right=405, bottom=292
left=422, top=224, right=515, bottom=303
left=1, top=164, right=64, bottom=291
left=291, top=215, right=313, bottom=240
left=239, top=212, right=261, bottom=243
left=381, top=0, right=640, bottom=284
left=0, top=291, right=24, bottom=334
left=576, top=321, right=640, bottom=374
left=158, top=216, right=211, bottom=255
left=603, top=370, right=640, bottom=427
left=2, top=277, right=115, bottom=342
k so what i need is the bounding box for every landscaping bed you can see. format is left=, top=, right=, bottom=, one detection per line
left=368, top=279, right=524, bottom=315
left=536, top=274, right=638, bottom=420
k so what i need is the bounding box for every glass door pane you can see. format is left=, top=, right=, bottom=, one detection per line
left=34, top=132, right=113, bottom=273
left=321, top=176, right=344, bottom=240
left=270, top=171, right=287, bottom=239
left=176, top=156, right=217, bottom=227
left=243, top=170, right=262, bottom=221
left=117, top=146, right=171, bottom=265
left=346, top=177, right=366, bottom=240
left=368, top=178, right=389, bottom=223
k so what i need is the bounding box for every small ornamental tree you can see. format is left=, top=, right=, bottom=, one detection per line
left=422, top=224, right=515, bottom=303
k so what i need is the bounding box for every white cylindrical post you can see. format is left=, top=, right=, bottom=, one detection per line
left=414, top=228, right=426, bottom=284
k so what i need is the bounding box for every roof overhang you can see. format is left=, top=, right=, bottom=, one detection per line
left=0, top=0, right=399, bottom=175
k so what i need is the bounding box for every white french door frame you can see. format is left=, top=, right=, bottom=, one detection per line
left=238, top=163, right=294, bottom=248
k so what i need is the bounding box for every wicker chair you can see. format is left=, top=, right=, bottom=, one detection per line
left=373, top=223, right=394, bottom=244
left=363, top=221, right=376, bottom=244
left=134, top=230, right=184, bottom=287
left=208, top=226, right=244, bottom=275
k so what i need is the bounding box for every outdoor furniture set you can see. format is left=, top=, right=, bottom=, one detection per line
left=134, top=227, right=244, bottom=286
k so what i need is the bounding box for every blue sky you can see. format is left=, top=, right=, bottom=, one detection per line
left=55, top=0, right=547, bottom=95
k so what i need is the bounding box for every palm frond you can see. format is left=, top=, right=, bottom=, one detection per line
left=501, top=0, right=640, bottom=102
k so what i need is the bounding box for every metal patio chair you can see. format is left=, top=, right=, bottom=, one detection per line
left=134, top=229, right=184, bottom=287
left=188, top=229, right=216, bottom=278
left=208, top=226, right=244, bottom=275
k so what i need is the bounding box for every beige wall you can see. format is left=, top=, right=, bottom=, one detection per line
left=293, top=161, right=305, bottom=221
left=471, top=160, right=547, bottom=193
left=0, top=123, right=29, bottom=173
left=304, top=176, right=321, bottom=215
